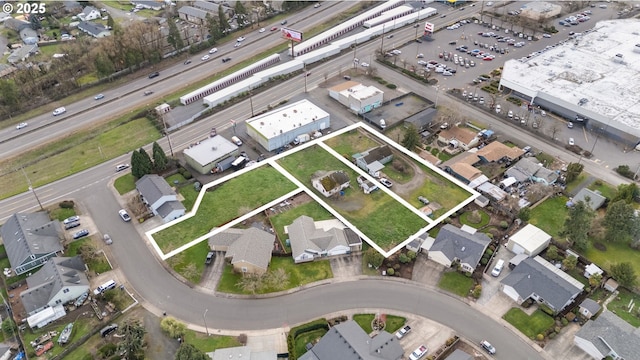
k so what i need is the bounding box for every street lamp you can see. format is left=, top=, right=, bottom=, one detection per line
left=203, top=308, right=209, bottom=336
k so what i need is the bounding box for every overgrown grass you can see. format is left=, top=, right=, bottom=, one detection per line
left=216, top=257, right=332, bottom=294
left=0, top=117, right=160, bottom=200
left=605, top=288, right=640, bottom=327
left=114, top=173, right=136, bottom=195
left=49, top=207, right=77, bottom=222
left=583, top=239, right=640, bottom=279
left=324, top=129, right=382, bottom=157
left=269, top=201, right=334, bottom=251
left=438, top=271, right=474, bottom=297
left=503, top=308, right=554, bottom=339
left=408, top=163, right=472, bottom=217
left=587, top=181, right=617, bottom=200
left=352, top=314, right=406, bottom=334
left=154, top=166, right=297, bottom=253
left=277, top=146, right=427, bottom=250
left=528, top=196, right=568, bottom=238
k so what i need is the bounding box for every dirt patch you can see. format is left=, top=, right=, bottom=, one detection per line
left=327, top=196, right=365, bottom=212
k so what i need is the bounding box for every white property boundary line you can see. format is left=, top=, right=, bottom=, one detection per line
left=146, top=122, right=479, bottom=259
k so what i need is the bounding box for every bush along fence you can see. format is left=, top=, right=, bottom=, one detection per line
left=286, top=318, right=329, bottom=360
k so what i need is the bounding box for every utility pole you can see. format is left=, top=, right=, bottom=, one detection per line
left=161, top=112, right=174, bottom=157
left=248, top=87, right=255, bottom=117
left=21, top=167, right=43, bottom=211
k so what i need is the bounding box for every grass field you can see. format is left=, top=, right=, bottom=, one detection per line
left=503, top=308, right=554, bottom=339
left=114, top=173, right=136, bottom=195
left=324, top=129, right=382, bottom=157
left=277, top=145, right=427, bottom=251
left=528, top=196, right=569, bottom=238
left=167, top=240, right=210, bottom=283
left=154, top=166, right=297, bottom=253
left=438, top=271, right=474, bottom=297
left=409, top=163, right=472, bottom=217
left=583, top=239, right=640, bottom=278
left=269, top=201, right=334, bottom=250
left=0, top=117, right=161, bottom=200
left=604, top=288, right=640, bottom=327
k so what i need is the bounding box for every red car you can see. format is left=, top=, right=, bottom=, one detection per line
left=483, top=57, right=493, bottom=61
left=270, top=26, right=278, bottom=31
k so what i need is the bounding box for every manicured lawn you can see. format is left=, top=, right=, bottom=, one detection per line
left=183, top=329, right=242, bottom=352
left=352, top=314, right=406, bottom=334
left=438, top=271, right=474, bottom=297
left=270, top=201, right=334, bottom=251
left=528, top=196, right=568, bottom=237
left=582, top=239, right=640, bottom=278
left=216, top=257, right=333, bottom=294
left=114, top=173, right=136, bottom=195
left=459, top=210, right=490, bottom=228
left=604, top=288, right=640, bottom=327
left=278, top=146, right=427, bottom=251
left=153, top=166, right=298, bottom=253
left=0, top=117, right=161, bottom=200
left=48, top=206, right=77, bottom=222
left=167, top=240, right=211, bottom=283
left=588, top=181, right=617, bottom=201
left=295, top=328, right=327, bottom=357
left=503, top=308, right=555, bottom=339
left=177, top=183, right=199, bottom=212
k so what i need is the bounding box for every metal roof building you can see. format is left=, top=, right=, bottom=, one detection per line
left=183, top=135, right=239, bottom=174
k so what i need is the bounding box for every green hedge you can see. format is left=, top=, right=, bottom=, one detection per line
left=287, top=318, right=329, bottom=359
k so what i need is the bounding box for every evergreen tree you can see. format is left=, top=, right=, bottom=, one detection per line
left=138, top=148, right=153, bottom=176
left=175, top=343, right=209, bottom=360
left=167, top=19, right=184, bottom=52
left=206, top=13, right=222, bottom=41
left=561, top=200, right=594, bottom=252
left=401, top=124, right=420, bottom=151
left=117, top=320, right=146, bottom=360
left=218, top=6, right=230, bottom=34
left=565, top=163, right=584, bottom=184
left=152, top=142, right=168, bottom=172
left=131, top=150, right=145, bottom=179
left=610, top=262, right=637, bottom=288
left=604, top=200, right=635, bottom=243
left=612, top=183, right=639, bottom=204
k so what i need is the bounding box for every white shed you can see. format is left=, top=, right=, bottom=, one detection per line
left=506, top=224, right=551, bottom=256
left=584, top=263, right=603, bottom=279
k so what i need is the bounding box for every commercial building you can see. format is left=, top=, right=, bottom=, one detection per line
left=518, top=2, right=562, bottom=21
left=499, top=20, right=640, bottom=148
left=246, top=99, right=330, bottom=151
left=328, top=81, right=384, bottom=114
left=183, top=135, right=239, bottom=174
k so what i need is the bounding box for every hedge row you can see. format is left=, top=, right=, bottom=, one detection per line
left=286, top=318, right=329, bottom=359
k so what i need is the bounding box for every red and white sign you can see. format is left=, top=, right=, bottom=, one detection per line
left=281, top=28, right=303, bottom=43
left=424, top=22, right=434, bottom=33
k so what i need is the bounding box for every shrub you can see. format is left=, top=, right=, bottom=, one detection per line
left=399, top=253, right=410, bottom=264
left=561, top=317, right=569, bottom=326
left=160, top=316, right=186, bottom=339
left=480, top=258, right=488, bottom=265
left=549, top=332, right=557, bottom=339
left=539, top=304, right=555, bottom=316
left=472, top=284, right=482, bottom=298
left=407, top=251, right=417, bottom=261
left=387, top=268, right=395, bottom=276
left=499, top=220, right=509, bottom=229
left=485, top=249, right=494, bottom=256
left=615, top=165, right=635, bottom=179
left=564, top=312, right=575, bottom=323
left=536, top=333, right=545, bottom=341
left=98, top=343, right=118, bottom=358
left=386, top=84, right=397, bottom=89
left=59, top=200, right=75, bottom=209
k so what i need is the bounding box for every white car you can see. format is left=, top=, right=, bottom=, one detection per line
left=543, top=33, right=551, bottom=38
left=495, top=104, right=501, bottom=114
left=417, top=60, right=428, bottom=66
left=234, top=42, right=241, bottom=48
left=379, top=178, right=393, bottom=188
left=480, top=340, right=496, bottom=354
left=314, top=3, right=320, bottom=8
left=209, top=48, right=217, bottom=54
left=409, top=345, right=428, bottom=360
left=507, top=110, right=514, bottom=118
left=258, top=28, right=265, bottom=33
left=237, top=36, right=246, bottom=42
left=416, top=53, right=424, bottom=58
left=16, top=122, right=28, bottom=130
left=360, top=62, right=369, bottom=67
left=119, top=209, right=131, bottom=222
left=442, top=71, right=453, bottom=76
left=391, top=49, right=402, bottom=55
left=395, top=325, right=411, bottom=339
left=53, top=107, right=66, bottom=116
left=569, top=138, right=575, bottom=146
left=201, top=55, right=210, bottom=61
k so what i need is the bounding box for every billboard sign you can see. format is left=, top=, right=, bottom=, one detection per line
left=281, top=28, right=303, bottom=43
left=424, top=22, right=434, bottom=33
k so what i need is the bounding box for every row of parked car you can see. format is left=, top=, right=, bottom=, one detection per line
left=395, top=323, right=496, bottom=358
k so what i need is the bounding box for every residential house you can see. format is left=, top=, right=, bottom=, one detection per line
left=208, top=227, right=274, bottom=275
left=77, top=21, right=111, bottom=38
left=445, top=162, right=483, bottom=184
left=7, top=44, right=39, bottom=64
left=299, top=320, right=403, bottom=360
left=579, top=298, right=601, bottom=319
left=476, top=182, right=508, bottom=202
left=353, top=145, right=393, bottom=177
left=404, top=107, right=437, bottom=132
left=286, top=216, right=362, bottom=263
left=136, top=174, right=186, bottom=223
left=574, top=310, right=640, bottom=359
left=505, top=157, right=558, bottom=185
left=357, top=176, right=378, bottom=194
left=426, top=224, right=491, bottom=272
left=568, top=188, right=606, bottom=211
left=475, top=141, right=525, bottom=164
left=506, top=224, right=551, bottom=257
left=192, top=1, right=233, bottom=16
left=311, top=171, right=350, bottom=198
left=20, top=256, right=89, bottom=316
left=417, top=149, right=441, bottom=166
left=209, top=346, right=277, bottom=360
left=501, top=256, right=584, bottom=314
left=131, top=0, right=164, bottom=11
left=438, top=126, right=479, bottom=152
left=0, top=212, right=63, bottom=275
left=177, top=6, right=209, bottom=24
left=77, top=6, right=101, bottom=21
left=445, top=349, right=473, bottom=360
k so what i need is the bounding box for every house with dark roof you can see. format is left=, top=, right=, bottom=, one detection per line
left=178, top=6, right=209, bottom=24
left=7, top=44, right=39, bottom=64
left=501, top=256, right=584, bottom=314
left=426, top=224, right=491, bottom=273
left=77, top=21, right=111, bottom=38
left=0, top=212, right=63, bottom=275
left=444, top=349, right=473, bottom=360
left=20, top=256, right=89, bottom=316
left=208, top=227, right=274, bottom=275
left=574, top=310, right=640, bottom=360
left=77, top=6, right=101, bottom=21
left=136, top=174, right=185, bottom=223
left=353, top=145, right=393, bottom=177
left=286, top=216, right=362, bottom=263
left=299, top=320, right=403, bottom=360
left=311, top=171, right=350, bottom=198
left=505, top=157, right=558, bottom=185
left=579, top=298, right=601, bottom=319
left=568, top=188, right=607, bottom=211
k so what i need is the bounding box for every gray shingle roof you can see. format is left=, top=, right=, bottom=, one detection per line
left=77, top=21, right=109, bottom=37
left=288, top=216, right=355, bottom=260
left=156, top=200, right=186, bottom=219
left=571, top=188, right=606, bottom=210
left=224, top=227, right=274, bottom=271
left=302, top=320, right=403, bottom=360
left=575, top=310, right=640, bottom=359
left=580, top=298, right=602, bottom=315
left=430, top=224, right=491, bottom=268
left=178, top=6, right=209, bottom=20
left=136, top=174, right=176, bottom=206
left=501, top=256, right=584, bottom=311
left=506, top=157, right=558, bottom=184
left=445, top=349, right=473, bottom=360
left=0, top=212, right=63, bottom=273
left=209, top=228, right=244, bottom=248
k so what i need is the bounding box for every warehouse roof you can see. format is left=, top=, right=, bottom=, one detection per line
left=246, top=99, right=329, bottom=140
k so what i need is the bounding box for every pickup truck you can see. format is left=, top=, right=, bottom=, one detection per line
left=395, top=325, right=411, bottom=339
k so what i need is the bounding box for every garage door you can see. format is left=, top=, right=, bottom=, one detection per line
left=511, top=243, right=525, bottom=255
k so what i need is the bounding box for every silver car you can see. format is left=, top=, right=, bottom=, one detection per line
left=103, top=234, right=113, bottom=245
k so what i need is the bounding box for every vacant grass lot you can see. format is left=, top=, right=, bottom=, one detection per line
left=604, top=288, right=640, bottom=327
left=216, top=256, right=332, bottom=294
left=0, top=117, right=160, bottom=200
left=352, top=314, right=406, bottom=334
left=324, top=129, right=382, bottom=157
left=438, top=271, right=474, bottom=297
left=409, top=163, right=472, bottom=217
left=503, top=308, right=554, bottom=339
left=583, top=239, right=640, bottom=279
left=167, top=240, right=210, bottom=283
left=528, top=196, right=568, bottom=238
left=270, top=201, right=334, bottom=251
left=154, top=166, right=297, bottom=253
left=278, top=146, right=426, bottom=251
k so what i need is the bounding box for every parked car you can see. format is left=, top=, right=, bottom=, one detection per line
left=94, top=94, right=105, bottom=100
left=73, top=229, right=89, bottom=239
left=568, top=138, right=575, bottom=146
left=64, top=221, right=80, bottom=230
left=103, top=234, right=113, bottom=245
left=205, top=252, right=215, bottom=265
left=418, top=196, right=430, bottom=205
left=567, top=122, right=574, bottom=129
left=148, top=72, right=159, bottom=79
left=16, top=122, right=28, bottom=129
left=63, top=216, right=81, bottom=224
left=395, top=325, right=411, bottom=339
left=119, top=209, right=131, bottom=222
left=523, top=146, right=532, bottom=153
left=409, top=345, right=428, bottom=360
left=480, top=340, right=496, bottom=354
left=495, top=104, right=501, bottom=113
left=379, top=178, right=393, bottom=188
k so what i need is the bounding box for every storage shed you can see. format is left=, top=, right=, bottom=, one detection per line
left=506, top=224, right=551, bottom=256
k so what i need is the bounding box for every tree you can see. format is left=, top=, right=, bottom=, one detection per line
left=175, top=343, right=209, bottom=360
left=612, top=183, right=639, bottom=204
left=518, top=207, right=531, bottom=222
left=588, top=272, right=602, bottom=289
left=94, top=53, right=115, bottom=79
left=118, top=320, right=146, bottom=360
left=364, top=248, right=384, bottom=269
left=167, top=20, right=184, bottom=52
left=138, top=147, right=153, bottom=175
left=562, top=255, right=577, bottom=271
left=30, top=14, right=42, bottom=30
left=610, top=262, right=637, bottom=288
left=205, top=13, right=222, bottom=41
left=561, top=200, right=594, bottom=252
left=235, top=1, right=249, bottom=28
left=152, top=142, right=168, bottom=172
left=603, top=200, right=635, bottom=243
left=131, top=150, right=143, bottom=179
left=565, top=163, right=584, bottom=184
left=218, top=6, right=230, bottom=34
left=0, top=79, right=20, bottom=111
left=401, top=124, right=420, bottom=152
left=546, top=245, right=559, bottom=261
left=107, top=15, right=114, bottom=29
left=160, top=317, right=186, bottom=339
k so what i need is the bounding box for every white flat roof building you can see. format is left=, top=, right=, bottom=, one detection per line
left=499, top=20, right=640, bottom=146
left=328, top=81, right=384, bottom=114
left=246, top=99, right=330, bottom=151
left=183, top=135, right=239, bottom=174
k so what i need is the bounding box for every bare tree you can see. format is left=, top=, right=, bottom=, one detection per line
left=549, top=123, right=560, bottom=141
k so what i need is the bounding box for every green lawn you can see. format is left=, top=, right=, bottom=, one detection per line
left=49, top=207, right=77, bottom=222
left=583, top=239, right=640, bottom=278
left=503, top=308, right=555, bottom=339
left=270, top=201, right=334, bottom=251
left=566, top=174, right=586, bottom=195
left=528, top=196, right=569, bottom=238
left=295, top=328, right=327, bottom=357
left=66, top=238, right=112, bottom=274
left=0, top=117, right=160, bottom=200
left=605, top=288, right=640, bottom=327
left=167, top=240, right=210, bottom=283
left=153, top=166, right=297, bottom=253
left=352, top=314, right=406, bottom=334
left=459, top=210, right=490, bottom=228
left=587, top=181, right=617, bottom=201
left=177, top=184, right=199, bottom=212
left=409, top=163, right=472, bottom=218
left=183, top=329, right=242, bottom=352
left=277, top=146, right=427, bottom=250
left=324, top=129, right=385, bottom=157
left=114, top=173, right=136, bottom=195
left=216, top=257, right=332, bottom=294
left=438, top=271, right=474, bottom=297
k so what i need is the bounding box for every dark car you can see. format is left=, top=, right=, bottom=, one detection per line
left=205, top=252, right=215, bottom=265
left=73, top=229, right=90, bottom=239
left=148, top=72, right=160, bottom=79
left=222, top=57, right=232, bottom=63
left=183, top=59, right=191, bottom=65
left=280, top=20, right=287, bottom=25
